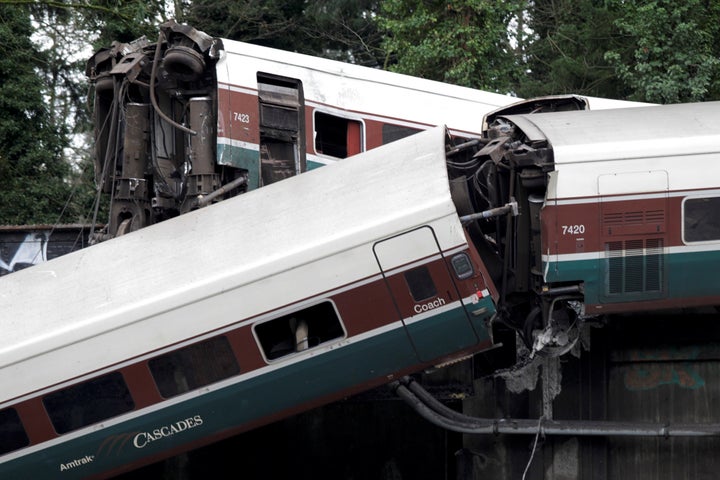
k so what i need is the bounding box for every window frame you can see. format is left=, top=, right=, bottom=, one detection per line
left=148, top=335, right=241, bottom=399
left=0, top=407, right=29, bottom=456
left=312, top=109, right=365, bottom=159
left=682, top=194, right=720, bottom=244
left=252, top=300, right=347, bottom=364
left=42, top=371, right=135, bottom=435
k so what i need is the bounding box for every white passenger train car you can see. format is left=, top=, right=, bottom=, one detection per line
left=458, top=101, right=720, bottom=351
left=86, top=20, right=646, bottom=238
left=0, top=127, right=498, bottom=478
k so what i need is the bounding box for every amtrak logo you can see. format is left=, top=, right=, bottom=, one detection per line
left=59, top=455, right=94, bottom=472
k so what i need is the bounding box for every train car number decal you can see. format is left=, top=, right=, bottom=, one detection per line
left=232, top=112, right=251, bottom=123
left=561, top=224, right=585, bottom=235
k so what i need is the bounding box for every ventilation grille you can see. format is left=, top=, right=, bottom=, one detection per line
left=602, top=210, right=666, bottom=236
left=606, top=238, right=663, bottom=295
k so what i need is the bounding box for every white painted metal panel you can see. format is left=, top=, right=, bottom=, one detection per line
left=0, top=126, right=464, bottom=405
left=216, top=39, right=518, bottom=137
left=506, top=102, right=720, bottom=200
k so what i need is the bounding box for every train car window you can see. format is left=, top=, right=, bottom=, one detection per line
left=0, top=408, right=29, bottom=455
left=451, top=253, right=474, bottom=280
left=404, top=266, right=438, bottom=302
left=149, top=336, right=240, bottom=399
left=255, top=301, right=345, bottom=361
left=382, top=124, right=421, bottom=145
left=43, top=372, right=134, bottom=434
left=684, top=196, right=720, bottom=242
left=314, top=111, right=363, bottom=158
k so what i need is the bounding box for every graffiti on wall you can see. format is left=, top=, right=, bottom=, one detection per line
left=623, top=346, right=706, bottom=391
left=0, top=226, right=91, bottom=276
left=0, top=231, right=49, bottom=275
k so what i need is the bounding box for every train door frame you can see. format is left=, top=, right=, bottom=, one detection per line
left=256, top=72, right=306, bottom=186
left=372, top=226, right=480, bottom=362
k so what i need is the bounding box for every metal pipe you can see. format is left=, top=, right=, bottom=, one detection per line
left=540, top=285, right=582, bottom=296
left=446, top=139, right=481, bottom=157
left=392, top=377, right=720, bottom=437
left=459, top=200, right=518, bottom=224
left=195, top=175, right=248, bottom=208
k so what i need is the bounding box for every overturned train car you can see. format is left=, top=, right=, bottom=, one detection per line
left=451, top=101, right=720, bottom=351
left=0, top=127, right=498, bottom=478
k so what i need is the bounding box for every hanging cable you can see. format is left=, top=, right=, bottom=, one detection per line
left=522, top=416, right=544, bottom=480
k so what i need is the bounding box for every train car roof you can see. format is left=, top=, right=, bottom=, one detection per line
left=219, top=39, right=520, bottom=137
left=0, top=126, right=460, bottom=404
left=504, top=101, right=720, bottom=198
left=219, top=41, right=650, bottom=138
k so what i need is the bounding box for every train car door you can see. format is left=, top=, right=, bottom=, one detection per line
left=373, top=226, right=480, bottom=362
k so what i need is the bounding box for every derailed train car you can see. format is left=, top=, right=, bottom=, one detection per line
left=83, top=20, right=640, bottom=242
left=452, top=101, right=720, bottom=352
left=0, top=127, right=498, bottom=478
left=2, top=101, right=717, bottom=477
left=84, top=20, right=520, bottom=240
left=3, top=17, right=719, bottom=478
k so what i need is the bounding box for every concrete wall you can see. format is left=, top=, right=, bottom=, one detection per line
left=463, top=311, right=720, bottom=480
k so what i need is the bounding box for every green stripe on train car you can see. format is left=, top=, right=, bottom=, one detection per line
left=216, top=144, right=260, bottom=189
left=0, top=304, right=494, bottom=479
left=545, top=250, right=720, bottom=306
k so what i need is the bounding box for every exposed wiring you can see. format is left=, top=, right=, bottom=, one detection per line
left=522, top=416, right=544, bottom=480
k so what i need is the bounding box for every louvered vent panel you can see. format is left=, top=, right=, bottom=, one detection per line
left=605, top=238, right=664, bottom=295
left=645, top=210, right=665, bottom=223
left=607, top=241, right=624, bottom=294
left=602, top=209, right=666, bottom=235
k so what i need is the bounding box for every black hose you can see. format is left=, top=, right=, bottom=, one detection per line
left=389, top=381, right=496, bottom=434
left=149, top=31, right=197, bottom=136
left=392, top=376, right=720, bottom=437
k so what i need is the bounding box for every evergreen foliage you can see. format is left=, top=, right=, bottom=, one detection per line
left=377, top=0, right=523, bottom=92
left=185, top=0, right=384, bottom=66
left=603, top=0, right=720, bottom=103
left=0, top=5, right=76, bottom=225
left=1, top=0, right=720, bottom=225
left=518, top=0, right=628, bottom=99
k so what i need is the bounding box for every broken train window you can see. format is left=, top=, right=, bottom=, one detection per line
left=254, top=301, right=345, bottom=361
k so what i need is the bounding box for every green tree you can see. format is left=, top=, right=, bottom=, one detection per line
left=184, top=0, right=384, bottom=65
left=519, top=0, right=629, bottom=99
left=0, top=4, right=80, bottom=225
left=301, top=0, right=384, bottom=66
left=59, top=0, right=171, bottom=51
left=377, top=0, right=522, bottom=92
left=184, top=0, right=308, bottom=50
left=604, top=0, right=720, bottom=103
